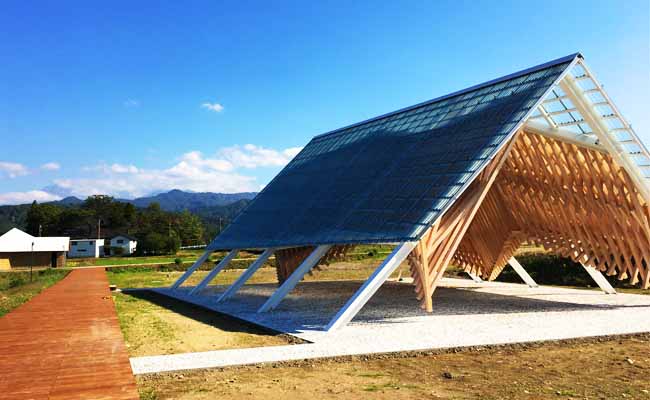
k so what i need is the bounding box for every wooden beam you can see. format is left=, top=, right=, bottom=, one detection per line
left=407, top=131, right=521, bottom=310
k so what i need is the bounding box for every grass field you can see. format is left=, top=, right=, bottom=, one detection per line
left=114, top=290, right=292, bottom=357
left=70, top=245, right=393, bottom=268
left=0, top=269, right=69, bottom=317
left=66, top=249, right=208, bottom=267
left=137, top=334, right=650, bottom=400
left=108, top=252, right=396, bottom=357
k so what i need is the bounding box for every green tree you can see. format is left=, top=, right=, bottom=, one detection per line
left=175, top=210, right=204, bottom=246
left=25, top=201, right=62, bottom=236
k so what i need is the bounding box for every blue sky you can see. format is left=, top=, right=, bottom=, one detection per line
left=1, top=0, right=648, bottom=204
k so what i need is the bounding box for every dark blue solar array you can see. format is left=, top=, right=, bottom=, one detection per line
left=209, top=55, right=577, bottom=250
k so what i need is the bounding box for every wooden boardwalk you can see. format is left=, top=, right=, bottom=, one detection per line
left=0, top=269, right=139, bottom=400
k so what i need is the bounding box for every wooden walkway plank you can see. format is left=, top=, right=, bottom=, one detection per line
left=0, top=269, right=139, bottom=400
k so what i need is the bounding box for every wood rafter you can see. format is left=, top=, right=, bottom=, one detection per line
left=406, top=132, right=520, bottom=311
left=454, top=130, right=650, bottom=288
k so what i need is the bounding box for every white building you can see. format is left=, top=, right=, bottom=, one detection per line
left=68, top=239, right=105, bottom=258
left=0, top=228, right=69, bottom=270
left=109, top=234, right=137, bottom=255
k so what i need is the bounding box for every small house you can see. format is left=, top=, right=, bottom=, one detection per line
left=68, top=239, right=105, bottom=258
left=0, top=228, right=69, bottom=270
left=109, top=234, right=137, bottom=255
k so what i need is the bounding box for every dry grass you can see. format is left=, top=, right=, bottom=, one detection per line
left=138, top=334, right=650, bottom=400
left=113, top=291, right=291, bottom=357
left=108, top=260, right=392, bottom=358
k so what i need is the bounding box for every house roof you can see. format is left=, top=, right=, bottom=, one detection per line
left=0, top=228, right=70, bottom=252
left=207, top=53, right=649, bottom=251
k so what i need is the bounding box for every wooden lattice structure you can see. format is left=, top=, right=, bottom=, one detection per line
left=455, top=130, right=650, bottom=286
left=406, top=128, right=650, bottom=310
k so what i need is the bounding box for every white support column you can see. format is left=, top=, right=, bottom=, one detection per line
left=466, top=272, right=483, bottom=283
left=189, top=249, right=239, bottom=295
left=582, top=264, right=617, bottom=294
left=325, top=241, right=417, bottom=331
left=170, top=249, right=213, bottom=290
left=507, top=257, right=538, bottom=288
left=257, top=245, right=332, bottom=313
left=216, top=248, right=275, bottom=302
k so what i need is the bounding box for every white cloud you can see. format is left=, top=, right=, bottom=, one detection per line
left=201, top=102, right=224, bottom=113
left=109, top=163, right=139, bottom=174
left=0, top=161, right=29, bottom=178
left=0, top=190, right=61, bottom=205
left=220, top=144, right=302, bottom=168
left=40, top=162, right=60, bottom=171
left=124, top=99, right=140, bottom=108
left=49, top=144, right=300, bottom=199
left=82, top=163, right=139, bottom=174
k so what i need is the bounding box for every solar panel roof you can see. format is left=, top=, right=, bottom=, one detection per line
left=209, top=54, right=580, bottom=250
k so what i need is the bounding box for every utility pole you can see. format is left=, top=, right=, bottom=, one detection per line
left=30, top=241, right=34, bottom=282
left=97, top=219, right=101, bottom=239
left=38, top=224, right=42, bottom=237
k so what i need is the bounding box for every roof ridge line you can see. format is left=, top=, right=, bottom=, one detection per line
left=313, top=52, right=582, bottom=141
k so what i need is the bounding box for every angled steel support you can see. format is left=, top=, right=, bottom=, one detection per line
left=189, top=249, right=239, bottom=295
left=326, top=241, right=417, bottom=331
left=170, top=249, right=213, bottom=290
left=507, top=257, right=538, bottom=288
left=466, top=272, right=483, bottom=283
left=258, top=245, right=332, bottom=313
left=216, top=248, right=275, bottom=302
left=582, top=264, right=616, bottom=294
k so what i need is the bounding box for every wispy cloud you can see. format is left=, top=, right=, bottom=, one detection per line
left=83, top=163, right=139, bottom=174
left=40, top=162, right=60, bottom=171
left=124, top=99, right=141, bottom=108
left=220, top=144, right=302, bottom=168
left=44, top=144, right=302, bottom=199
left=201, top=102, right=224, bottom=113
left=0, top=190, right=61, bottom=205
left=0, top=143, right=302, bottom=204
left=0, top=161, right=29, bottom=178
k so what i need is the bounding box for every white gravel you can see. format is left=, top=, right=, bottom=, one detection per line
left=130, top=278, right=650, bottom=374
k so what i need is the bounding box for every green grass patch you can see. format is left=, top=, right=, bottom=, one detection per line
left=0, top=269, right=69, bottom=317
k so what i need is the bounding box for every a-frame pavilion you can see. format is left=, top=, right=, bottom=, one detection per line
left=172, top=53, right=650, bottom=331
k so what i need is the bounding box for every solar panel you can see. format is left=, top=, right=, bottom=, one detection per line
left=209, top=55, right=578, bottom=250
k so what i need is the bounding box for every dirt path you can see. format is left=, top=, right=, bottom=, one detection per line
left=0, top=269, right=139, bottom=400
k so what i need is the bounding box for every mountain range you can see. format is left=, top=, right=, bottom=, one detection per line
left=47, top=189, right=257, bottom=212
left=0, top=190, right=258, bottom=235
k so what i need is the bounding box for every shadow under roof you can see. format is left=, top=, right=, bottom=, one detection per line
left=209, top=54, right=580, bottom=250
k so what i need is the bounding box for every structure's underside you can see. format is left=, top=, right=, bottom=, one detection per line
left=172, top=53, right=650, bottom=330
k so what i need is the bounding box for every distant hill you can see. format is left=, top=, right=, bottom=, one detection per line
left=50, top=196, right=84, bottom=206
left=122, top=189, right=257, bottom=212
left=0, top=190, right=257, bottom=235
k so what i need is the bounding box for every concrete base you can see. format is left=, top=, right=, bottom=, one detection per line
left=130, top=278, right=650, bottom=374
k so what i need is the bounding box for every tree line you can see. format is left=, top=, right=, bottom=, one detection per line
left=26, top=195, right=206, bottom=255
